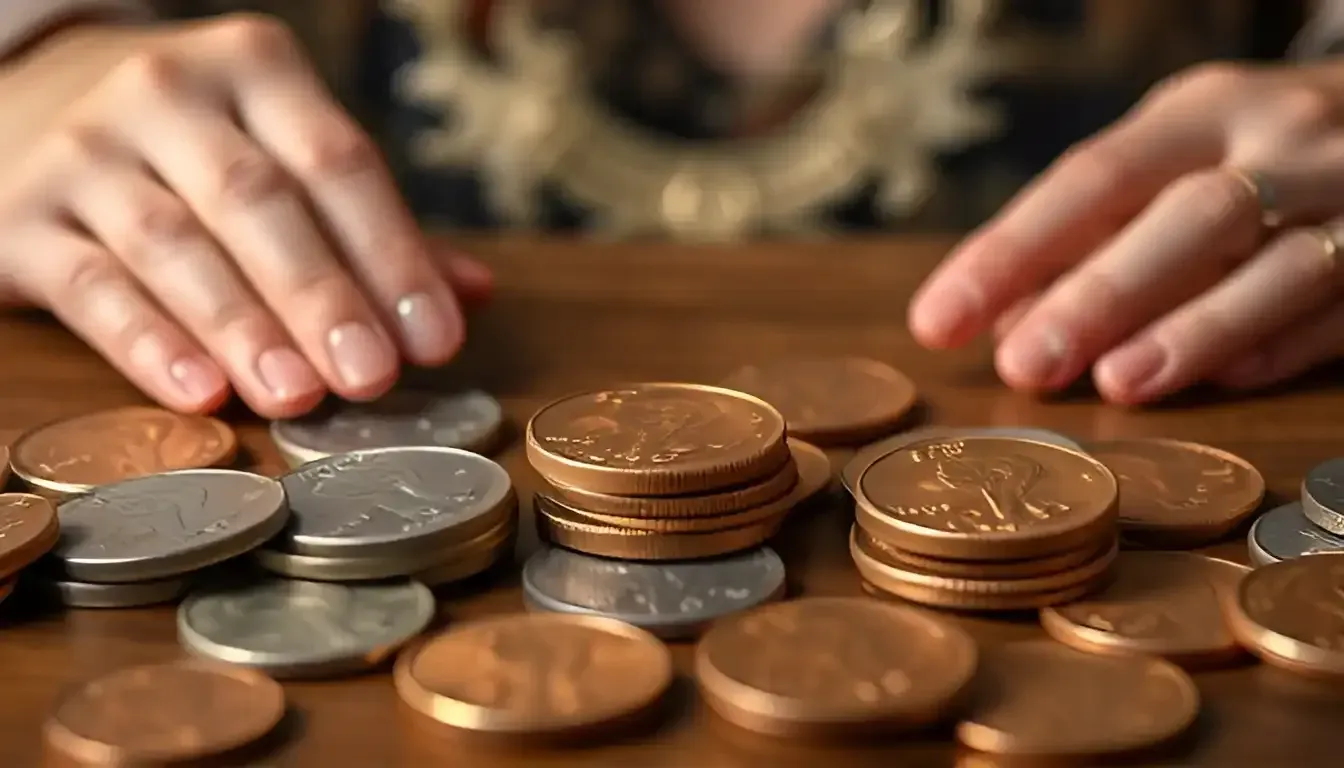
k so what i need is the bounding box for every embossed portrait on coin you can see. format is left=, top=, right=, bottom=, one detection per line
left=1090, top=441, right=1256, bottom=523
left=72, top=485, right=217, bottom=554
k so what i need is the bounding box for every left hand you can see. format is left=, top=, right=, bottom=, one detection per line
left=907, top=60, right=1344, bottom=404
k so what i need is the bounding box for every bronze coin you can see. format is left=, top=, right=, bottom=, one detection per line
left=956, top=641, right=1199, bottom=759
left=0, top=493, right=59, bottom=580
left=719, top=357, right=916, bottom=446
left=1088, top=439, right=1264, bottom=545
left=857, top=437, right=1118, bottom=561
left=1226, top=554, right=1344, bottom=678
left=855, top=523, right=1104, bottom=580
left=44, top=660, right=285, bottom=765
left=695, top=597, right=977, bottom=738
left=526, top=383, right=790, bottom=496
left=1040, top=552, right=1249, bottom=668
left=394, top=614, right=673, bottom=736
left=13, top=406, right=237, bottom=494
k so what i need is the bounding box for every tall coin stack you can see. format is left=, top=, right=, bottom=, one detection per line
left=850, top=436, right=1120, bottom=611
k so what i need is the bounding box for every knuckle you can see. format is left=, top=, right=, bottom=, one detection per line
left=293, top=127, right=379, bottom=180
left=1162, top=308, right=1233, bottom=350
left=212, top=151, right=292, bottom=207
left=110, top=50, right=184, bottom=99
left=1054, top=270, right=1126, bottom=328
left=286, top=269, right=356, bottom=310
left=200, top=296, right=268, bottom=338
left=123, top=202, right=199, bottom=259
left=1056, top=139, right=1129, bottom=196
left=209, top=13, right=298, bottom=65
left=1277, top=230, right=1339, bottom=281
left=1270, top=86, right=1333, bottom=135
left=62, top=250, right=121, bottom=297
left=48, top=124, right=116, bottom=168
left=1164, top=172, right=1249, bottom=227
left=1150, top=61, right=1250, bottom=105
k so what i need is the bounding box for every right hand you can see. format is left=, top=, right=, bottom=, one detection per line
left=0, top=14, right=492, bottom=418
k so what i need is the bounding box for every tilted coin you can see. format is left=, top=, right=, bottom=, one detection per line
left=856, top=437, right=1118, bottom=561
left=43, top=573, right=194, bottom=609
left=395, top=614, right=674, bottom=737
left=719, top=357, right=916, bottom=445
left=43, top=660, right=285, bottom=766
left=54, top=470, right=288, bottom=583
left=522, top=545, right=786, bottom=639
left=1301, top=458, right=1344, bottom=535
left=526, top=383, right=790, bottom=496
left=279, top=446, right=515, bottom=559
left=956, top=642, right=1200, bottom=759
left=1088, top=439, right=1264, bottom=546
left=270, top=390, right=505, bottom=466
left=12, top=406, right=236, bottom=495
left=1225, top=555, right=1344, bottom=678
left=178, top=579, right=436, bottom=678
left=0, top=493, right=59, bottom=580
left=1039, top=552, right=1249, bottom=667
left=1248, top=502, right=1344, bottom=567
left=695, top=597, right=978, bottom=738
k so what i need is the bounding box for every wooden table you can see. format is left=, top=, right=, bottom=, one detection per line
left=1, top=236, right=1342, bottom=767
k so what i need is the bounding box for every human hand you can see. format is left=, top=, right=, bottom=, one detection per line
left=907, top=60, right=1344, bottom=404
left=0, top=15, right=492, bottom=418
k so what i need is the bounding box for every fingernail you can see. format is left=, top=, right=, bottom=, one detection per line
left=911, top=287, right=977, bottom=346
left=168, top=356, right=225, bottom=405
left=1000, top=327, right=1068, bottom=387
left=1099, top=341, right=1167, bottom=398
left=256, top=347, right=322, bottom=401
left=396, top=293, right=461, bottom=361
left=327, top=322, right=396, bottom=390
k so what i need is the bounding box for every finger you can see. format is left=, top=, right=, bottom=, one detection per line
left=1095, top=224, right=1344, bottom=403
left=993, top=292, right=1039, bottom=343
left=1217, top=300, right=1344, bottom=391
left=433, top=245, right=494, bottom=307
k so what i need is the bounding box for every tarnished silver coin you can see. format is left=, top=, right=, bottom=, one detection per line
left=1248, top=501, right=1344, bottom=567
left=42, top=573, right=193, bottom=608
left=1302, top=458, right=1344, bottom=535
left=177, top=579, right=435, bottom=678
left=521, top=545, right=786, bottom=639
left=842, top=426, right=1084, bottom=493
left=278, top=446, right=515, bottom=560
left=270, top=390, right=504, bottom=466
left=53, top=470, right=288, bottom=583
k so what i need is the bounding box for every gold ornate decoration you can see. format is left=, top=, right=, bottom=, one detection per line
left=391, top=0, right=1008, bottom=240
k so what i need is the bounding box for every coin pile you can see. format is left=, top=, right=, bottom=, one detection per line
left=0, top=494, right=60, bottom=609
left=525, top=383, right=830, bottom=561
left=850, top=435, right=1120, bottom=611
left=1245, top=456, right=1344, bottom=565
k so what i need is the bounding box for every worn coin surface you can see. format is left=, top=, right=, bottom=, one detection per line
left=842, top=427, right=1084, bottom=495
left=43, top=660, right=285, bottom=765
left=956, top=642, right=1200, bottom=758
left=54, top=469, right=288, bottom=583
left=857, top=437, right=1118, bottom=561
left=1040, top=552, right=1249, bottom=667
left=1226, top=555, right=1344, bottom=678
left=1301, top=458, right=1344, bottom=534
left=1248, top=502, right=1344, bottom=566
left=696, top=597, right=978, bottom=737
left=0, top=493, right=59, bottom=580
left=395, top=614, right=673, bottom=736
left=12, top=406, right=236, bottom=495
left=522, top=545, right=786, bottom=638
left=719, top=357, right=916, bottom=445
left=279, top=446, right=514, bottom=559
left=526, top=383, right=790, bottom=496
left=1088, top=439, right=1264, bottom=545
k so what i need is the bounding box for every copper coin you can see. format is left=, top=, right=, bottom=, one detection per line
left=1040, top=552, right=1249, bottom=668
left=44, top=660, right=285, bottom=765
left=13, top=406, right=237, bottom=495
left=0, top=493, right=59, bottom=580
left=1088, top=439, right=1264, bottom=545
left=0, top=577, right=16, bottom=605
left=719, top=357, right=916, bottom=445
left=0, top=444, right=10, bottom=488
left=535, top=494, right=784, bottom=560
left=857, top=437, right=1118, bottom=561
left=394, top=614, right=673, bottom=737
left=526, top=383, right=790, bottom=496
left=1226, top=554, right=1344, bottom=678
left=956, top=641, right=1199, bottom=758
left=856, top=523, right=1104, bottom=580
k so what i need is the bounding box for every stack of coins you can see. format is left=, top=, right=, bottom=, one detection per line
left=253, top=446, right=517, bottom=585
left=851, top=436, right=1120, bottom=611
left=0, top=494, right=60, bottom=610
left=1246, top=457, right=1344, bottom=566
left=525, top=383, right=830, bottom=561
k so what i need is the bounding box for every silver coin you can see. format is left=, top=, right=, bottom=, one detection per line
left=1302, top=458, right=1344, bottom=534
left=42, top=573, right=193, bottom=609
left=279, top=446, right=514, bottom=559
left=521, top=545, right=786, bottom=639
left=177, top=579, right=435, bottom=678
left=252, top=517, right=512, bottom=581
left=841, top=426, right=1084, bottom=494
left=1248, top=501, right=1344, bottom=567
left=54, top=469, right=289, bottom=583
left=270, top=390, right=503, bottom=466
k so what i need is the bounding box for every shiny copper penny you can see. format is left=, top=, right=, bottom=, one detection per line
left=0, top=493, right=59, bottom=580
left=44, top=660, right=285, bottom=765
left=526, top=383, right=790, bottom=496
left=857, top=437, right=1118, bottom=561
left=857, top=523, right=1104, bottom=580
left=695, top=597, right=977, bottom=738
left=13, top=406, right=237, bottom=495
left=719, top=357, right=916, bottom=446
left=1088, top=439, right=1264, bottom=546
left=1226, top=555, right=1344, bottom=678
left=394, top=614, right=673, bottom=737
left=956, top=642, right=1199, bottom=758
left=535, top=494, right=783, bottom=560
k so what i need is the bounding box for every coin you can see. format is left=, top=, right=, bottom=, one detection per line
left=841, top=427, right=1084, bottom=495
left=856, top=437, right=1118, bottom=561
left=526, top=383, right=790, bottom=496
left=695, top=597, right=977, bottom=738
left=719, top=357, right=916, bottom=445
left=0, top=493, right=59, bottom=580
left=1225, top=555, right=1344, bottom=678
left=415, top=533, right=514, bottom=587
left=279, top=446, right=515, bottom=559
left=1039, top=552, right=1249, bottom=667
left=955, top=642, right=1200, bottom=758
left=43, top=573, right=194, bottom=609
left=12, top=406, right=236, bottom=495
left=0, top=444, right=10, bottom=488
left=54, top=469, right=288, bottom=583
left=1301, top=457, right=1344, bottom=535
left=270, top=390, right=505, bottom=466
left=521, top=545, right=786, bottom=639
left=1248, top=502, right=1344, bottom=566
left=1088, top=439, right=1264, bottom=545
left=178, top=579, right=435, bottom=678
left=43, top=660, right=285, bottom=765
left=394, top=614, right=674, bottom=737
left=859, top=525, right=1103, bottom=580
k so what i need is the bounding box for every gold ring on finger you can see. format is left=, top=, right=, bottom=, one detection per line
left=1224, top=167, right=1284, bottom=229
